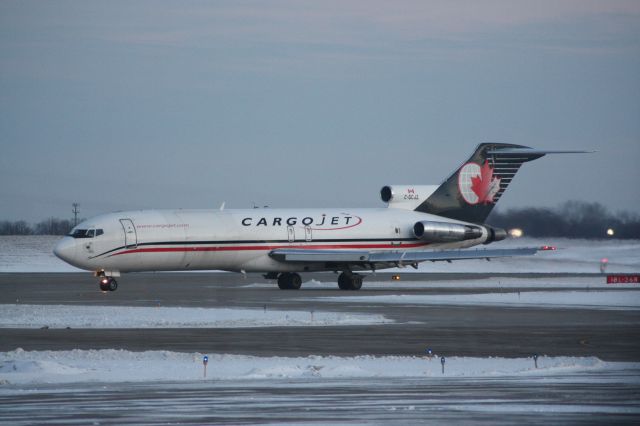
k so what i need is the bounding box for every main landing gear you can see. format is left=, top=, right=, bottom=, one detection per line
left=274, top=271, right=363, bottom=290
left=277, top=272, right=302, bottom=290
left=337, top=272, right=363, bottom=290
left=99, top=277, right=118, bottom=292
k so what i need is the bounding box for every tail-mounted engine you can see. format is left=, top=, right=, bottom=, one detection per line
left=413, top=221, right=484, bottom=243
left=412, top=221, right=508, bottom=244
left=484, top=226, right=508, bottom=244
left=381, top=185, right=439, bottom=210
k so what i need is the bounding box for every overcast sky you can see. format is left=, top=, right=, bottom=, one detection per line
left=1, top=0, right=639, bottom=223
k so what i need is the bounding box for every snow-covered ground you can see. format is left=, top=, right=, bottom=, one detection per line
left=0, top=236, right=638, bottom=273
left=3, top=351, right=638, bottom=425
left=1, top=348, right=636, bottom=385
left=312, top=290, right=640, bottom=310
left=0, top=304, right=391, bottom=329
left=408, top=236, right=639, bottom=273
left=289, top=275, right=636, bottom=290
left=2, top=236, right=637, bottom=424
left=0, top=236, right=82, bottom=272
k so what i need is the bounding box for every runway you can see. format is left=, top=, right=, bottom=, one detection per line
left=1, top=272, right=640, bottom=424
left=1, top=272, right=639, bottom=360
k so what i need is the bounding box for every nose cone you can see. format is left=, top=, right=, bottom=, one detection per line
left=53, top=237, right=77, bottom=265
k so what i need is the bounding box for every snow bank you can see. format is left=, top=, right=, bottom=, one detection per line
left=1, top=348, right=636, bottom=385
left=439, top=237, right=639, bottom=274
left=0, top=236, right=82, bottom=272
left=314, top=290, right=640, bottom=310
left=292, top=275, right=635, bottom=290
left=0, top=304, right=391, bottom=329
left=1, top=236, right=638, bottom=273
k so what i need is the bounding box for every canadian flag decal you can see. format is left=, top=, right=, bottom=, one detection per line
left=458, top=160, right=501, bottom=205
left=471, top=160, right=501, bottom=203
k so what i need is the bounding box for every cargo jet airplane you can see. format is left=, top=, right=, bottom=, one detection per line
left=54, top=143, right=584, bottom=292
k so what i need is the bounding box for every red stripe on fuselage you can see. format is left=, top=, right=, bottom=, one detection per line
left=109, top=242, right=430, bottom=257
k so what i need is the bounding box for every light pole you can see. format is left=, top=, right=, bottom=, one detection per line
left=72, top=203, right=79, bottom=227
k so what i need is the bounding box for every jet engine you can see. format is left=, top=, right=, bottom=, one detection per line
left=484, top=226, right=508, bottom=244
left=413, top=221, right=484, bottom=243
left=380, top=185, right=438, bottom=210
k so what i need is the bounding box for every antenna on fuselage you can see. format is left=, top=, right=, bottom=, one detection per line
left=219, top=201, right=225, bottom=211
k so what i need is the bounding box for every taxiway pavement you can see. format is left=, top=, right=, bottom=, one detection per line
left=1, top=272, right=639, bottom=361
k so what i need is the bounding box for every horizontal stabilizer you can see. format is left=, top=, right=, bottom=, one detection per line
left=486, top=148, right=593, bottom=156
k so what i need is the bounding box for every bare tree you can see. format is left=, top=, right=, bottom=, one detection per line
left=489, top=201, right=640, bottom=239
left=0, top=220, right=33, bottom=235
left=34, top=218, right=73, bottom=235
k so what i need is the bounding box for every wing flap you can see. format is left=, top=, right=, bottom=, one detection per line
left=270, top=247, right=540, bottom=264
left=269, top=249, right=371, bottom=263
left=369, top=247, right=538, bottom=263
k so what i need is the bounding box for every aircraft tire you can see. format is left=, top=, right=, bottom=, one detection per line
left=337, top=273, right=349, bottom=290
left=99, top=281, right=110, bottom=292
left=108, top=278, right=118, bottom=292
left=338, top=272, right=362, bottom=290
left=351, top=275, right=363, bottom=290
left=289, top=273, right=302, bottom=290
left=277, top=273, right=301, bottom=290
left=277, top=274, right=290, bottom=290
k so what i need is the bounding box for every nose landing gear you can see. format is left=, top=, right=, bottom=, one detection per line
left=99, top=277, right=118, bottom=292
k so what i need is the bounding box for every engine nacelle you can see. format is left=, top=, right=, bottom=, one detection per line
left=413, top=221, right=484, bottom=243
left=380, top=185, right=438, bottom=210
left=484, top=226, right=508, bottom=244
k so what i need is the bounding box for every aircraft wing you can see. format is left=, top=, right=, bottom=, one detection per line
left=269, top=246, right=547, bottom=266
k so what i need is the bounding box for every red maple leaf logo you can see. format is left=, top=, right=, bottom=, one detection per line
left=470, top=160, right=501, bottom=204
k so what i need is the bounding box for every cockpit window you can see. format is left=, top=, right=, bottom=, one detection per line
left=68, top=229, right=104, bottom=238
left=69, top=229, right=88, bottom=238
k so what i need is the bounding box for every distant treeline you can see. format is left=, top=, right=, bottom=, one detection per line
left=488, top=201, right=640, bottom=239
left=0, top=218, right=77, bottom=236
left=1, top=201, right=639, bottom=238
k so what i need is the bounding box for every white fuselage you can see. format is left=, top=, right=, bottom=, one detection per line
left=54, top=208, right=488, bottom=274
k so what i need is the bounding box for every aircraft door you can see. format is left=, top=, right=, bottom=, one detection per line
left=120, top=219, right=138, bottom=248
left=287, top=226, right=295, bottom=243
left=304, top=226, right=312, bottom=242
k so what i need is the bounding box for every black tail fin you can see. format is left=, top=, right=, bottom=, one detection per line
left=414, top=143, right=547, bottom=223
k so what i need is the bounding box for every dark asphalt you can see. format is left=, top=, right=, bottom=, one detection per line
left=3, top=374, right=640, bottom=425
left=1, top=272, right=639, bottom=361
